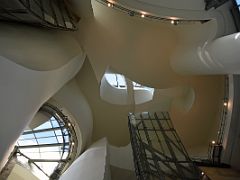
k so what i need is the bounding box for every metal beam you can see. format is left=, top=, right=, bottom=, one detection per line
left=29, top=159, right=67, bottom=162
left=18, top=143, right=69, bottom=149
left=22, top=127, right=63, bottom=135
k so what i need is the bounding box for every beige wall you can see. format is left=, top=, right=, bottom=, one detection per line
left=0, top=22, right=82, bottom=71
left=76, top=58, right=224, bottom=156
left=77, top=59, right=134, bottom=146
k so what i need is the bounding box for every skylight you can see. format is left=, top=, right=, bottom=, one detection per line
left=15, top=103, right=77, bottom=179
left=236, top=0, right=240, bottom=5
left=105, top=73, right=127, bottom=89
left=133, top=81, right=154, bottom=94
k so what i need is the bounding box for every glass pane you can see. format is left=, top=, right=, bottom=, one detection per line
left=19, top=133, right=35, bottom=140
left=40, top=152, right=61, bottom=159
left=63, top=136, right=69, bottom=142
left=35, top=162, right=58, bottom=176
left=18, top=139, right=38, bottom=146
left=55, top=130, right=62, bottom=136
left=35, top=131, right=55, bottom=138
left=105, top=73, right=117, bottom=87
left=17, top=155, right=29, bottom=164
left=39, top=146, right=61, bottom=152
left=236, top=0, right=240, bottom=5
left=24, top=152, right=41, bottom=159
left=57, top=136, right=63, bottom=143
left=34, top=121, right=52, bottom=130
left=51, top=120, right=60, bottom=128
left=50, top=116, right=56, bottom=121
left=132, top=81, right=154, bottom=93
left=37, top=137, right=58, bottom=144
left=117, top=74, right=126, bottom=87
left=20, top=148, right=39, bottom=153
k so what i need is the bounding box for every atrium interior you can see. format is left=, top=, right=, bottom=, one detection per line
left=0, top=0, right=240, bottom=179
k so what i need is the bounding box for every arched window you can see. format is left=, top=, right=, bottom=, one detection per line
left=15, top=103, right=78, bottom=179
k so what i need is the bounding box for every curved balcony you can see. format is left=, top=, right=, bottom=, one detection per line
left=0, top=0, right=79, bottom=30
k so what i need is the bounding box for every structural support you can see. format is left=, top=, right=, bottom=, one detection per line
left=128, top=112, right=202, bottom=180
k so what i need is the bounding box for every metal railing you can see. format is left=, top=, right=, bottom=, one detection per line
left=217, top=75, right=229, bottom=145
left=0, top=0, right=79, bottom=30
left=205, top=0, right=229, bottom=10
left=96, top=0, right=209, bottom=24
left=206, top=75, right=229, bottom=165
left=128, top=112, right=202, bottom=180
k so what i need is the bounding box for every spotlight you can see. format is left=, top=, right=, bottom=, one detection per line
left=224, top=102, right=228, bottom=107
left=211, top=140, right=216, bottom=144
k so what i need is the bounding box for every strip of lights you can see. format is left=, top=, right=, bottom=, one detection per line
left=96, top=0, right=209, bottom=25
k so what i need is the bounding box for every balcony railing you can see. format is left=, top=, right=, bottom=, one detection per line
left=0, top=0, right=79, bottom=30
left=205, top=0, right=229, bottom=10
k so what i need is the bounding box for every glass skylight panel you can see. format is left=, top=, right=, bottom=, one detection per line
left=55, top=129, right=62, bottom=136
left=105, top=73, right=127, bottom=89
left=39, top=146, right=61, bottom=152
left=18, top=139, right=38, bottom=146
left=35, top=131, right=55, bottom=138
left=132, top=81, right=154, bottom=93
left=20, top=148, right=39, bottom=153
left=63, top=135, right=69, bottom=142
left=36, top=162, right=58, bottom=176
left=37, top=137, right=58, bottom=144
left=35, top=121, right=52, bottom=130
left=236, top=0, right=240, bottom=5
left=105, top=73, right=117, bottom=86
left=40, top=152, right=61, bottom=159
left=117, top=74, right=126, bottom=87
left=50, top=119, right=60, bottom=128
left=24, top=152, right=42, bottom=159
left=57, top=136, right=63, bottom=143
left=15, top=103, right=76, bottom=179
left=19, top=133, right=35, bottom=140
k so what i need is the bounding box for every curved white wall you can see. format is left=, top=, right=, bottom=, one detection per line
left=60, top=138, right=110, bottom=180
left=134, top=89, right=154, bottom=105
left=100, top=75, right=130, bottom=105
left=0, top=54, right=85, bottom=171
left=135, top=87, right=195, bottom=113
left=109, top=144, right=134, bottom=171
left=171, top=33, right=240, bottom=75
left=53, top=79, right=93, bottom=150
